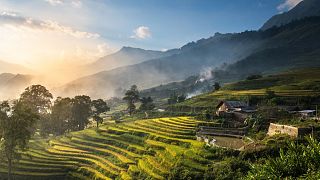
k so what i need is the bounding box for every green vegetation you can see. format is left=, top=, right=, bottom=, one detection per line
left=176, top=68, right=320, bottom=108
left=0, top=117, right=218, bottom=179
left=247, top=137, right=320, bottom=179
left=0, top=101, right=39, bottom=179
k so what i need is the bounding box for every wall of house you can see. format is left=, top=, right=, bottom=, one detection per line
left=267, top=123, right=312, bottom=137
left=267, top=123, right=299, bottom=137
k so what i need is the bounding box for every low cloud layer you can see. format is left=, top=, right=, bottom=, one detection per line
left=131, top=26, right=151, bottom=39
left=277, top=0, right=303, bottom=11
left=0, top=11, right=99, bottom=39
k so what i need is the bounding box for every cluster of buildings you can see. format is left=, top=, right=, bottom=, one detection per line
left=197, top=100, right=318, bottom=141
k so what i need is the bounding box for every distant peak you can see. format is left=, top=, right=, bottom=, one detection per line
left=120, top=46, right=143, bottom=51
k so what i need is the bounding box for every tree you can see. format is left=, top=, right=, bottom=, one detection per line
left=70, top=95, right=92, bottom=131
left=168, top=93, right=186, bottom=105
left=246, top=74, right=263, bottom=80
left=0, top=101, right=39, bottom=180
left=19, top=85, right=53, bottom=137
left=139, top=97, right=155, bottom=111
left=214, top=82, right=221, bottom=91
left=91, top=99, right=110, bottom=128
left=177, top=94, right=186, bottom=103
left=19, top=85, right=53, bottom=114
left=168, top=92, right=178, bottom=105
left=123, top=85, right=140, bottom=115
left=49, top=97, right=73, bottom=135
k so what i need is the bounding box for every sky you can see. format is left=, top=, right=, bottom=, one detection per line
left=0, top=0, right=302, bottom=68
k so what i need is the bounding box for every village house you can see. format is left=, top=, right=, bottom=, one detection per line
left=216, top=101, right=256, bottom=116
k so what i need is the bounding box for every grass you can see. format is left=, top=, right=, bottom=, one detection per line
left=0, top=117, right=216, bottom=179
left=177, top=68, right=320, bottom=108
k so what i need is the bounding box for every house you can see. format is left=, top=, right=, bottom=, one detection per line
left=297, top=110, right=316, bottom=119
left=216, top=100, right=255, bottom=116
left=267, top=123, right=313, bottom=138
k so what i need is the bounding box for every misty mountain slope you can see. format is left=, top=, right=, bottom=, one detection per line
left=58, top=0, right=320, bottom=99
left=58, top=31, right=268, bottom=98
left=127, top=17, right=320, bottom=101
left=225, top=17, right=320, bottom=79
left=0, top=73, right=33, bottom=99
left=0, top=73, right=16, bottom=85
left=86, top=46, right=179, bottom=73
left=261, top=0, right=320, bottom=30
left=0, top=60, right=32, bottom=74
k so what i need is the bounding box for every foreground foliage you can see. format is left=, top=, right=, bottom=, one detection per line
left=247, top=137, right=320, bottom=179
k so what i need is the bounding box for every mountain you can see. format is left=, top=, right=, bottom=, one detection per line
left=224, top=17, right=320, bottom=80
left=86, top=46, right=179, bottom=73
left=148, top=16, right=320, bottom=100
left=0, top=73, right=33, bottom=100
left=58, top=31, right=265, bottom=98
left=261, top=0, right=320, bottom=30
left=0, top=60, right=32, bottom=74
left=58, top=1, right=320, bottom=99
left=60, top=16, right=320, bottom=100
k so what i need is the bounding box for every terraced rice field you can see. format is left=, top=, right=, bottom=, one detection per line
left=0, top=117, right=212, bottom=180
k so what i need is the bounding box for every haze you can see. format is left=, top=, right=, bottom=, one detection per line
left=0, top=0, right=301, bottom=90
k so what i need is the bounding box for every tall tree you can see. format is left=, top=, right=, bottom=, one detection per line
left=19, top=85, right=53, bottom=114
left=123, top=85, right=140, bottom=115
left=0, top=101, right=38, bottom=180
left=50, top=97, right=73, bottom=135
left=19, top=85, right=53, bottom=137
left=139, top=97, right=155, bottom=111
left=91, top=99, right=110, bottom=128
left=70, top=95, right=92, bottom=131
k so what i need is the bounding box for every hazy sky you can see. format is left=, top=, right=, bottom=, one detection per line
left=0, top=0, right=302, bottom=67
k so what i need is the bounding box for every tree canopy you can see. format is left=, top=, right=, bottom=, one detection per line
left=19, top=85, right=53, bottom=114
left=123, top=85, right=140, bottom=115
left=0, top=101, right=39, bottom=179
left=91, top=99, right=110, bottom=127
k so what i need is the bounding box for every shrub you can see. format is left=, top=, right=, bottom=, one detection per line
left=204, top=158, right=250, bottom=180
left=246, top=137, right=320, bottom=179
left=246, top=74, right=263, bottom=80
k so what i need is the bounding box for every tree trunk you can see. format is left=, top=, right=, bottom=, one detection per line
left=7, top=156, right=12, bottom=180
left=96, top=121, right=99, bottom=128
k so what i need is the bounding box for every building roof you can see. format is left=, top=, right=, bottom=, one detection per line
left=216, top=101, right=248, bottom=109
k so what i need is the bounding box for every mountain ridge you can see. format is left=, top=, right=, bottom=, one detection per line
left=261, top=0, right=320, bottom=30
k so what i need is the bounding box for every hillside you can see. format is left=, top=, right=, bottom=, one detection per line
left=176, top=68, right=320, bottom=108
left=57, top=31, right=272, bottom=98
left=261, top=0, right=320, bottom=30
left=59, top=16, right=320, bottom=99
left=222, top=16, right=320, bottom=80
left=0, top=73, right=33, bottom=100
left=138, top=17, right=320, bottom=103
left=0, top=117, right=221, bottom=179
left=86, top=47, right=178, bottom=74
left=0, top=60, right=32, bottom=74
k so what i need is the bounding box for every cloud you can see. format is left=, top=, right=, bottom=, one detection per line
left=277, top=0, right=303, bottom=11
left=0, top=11, right=99, bottom=39
left=131, top=26, right=151, bottom=39
left=45, top=0, right=82, bottom=8
left=45, top=0, right=63, bottom=6
left=71, top=0, right=82, bottom=8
